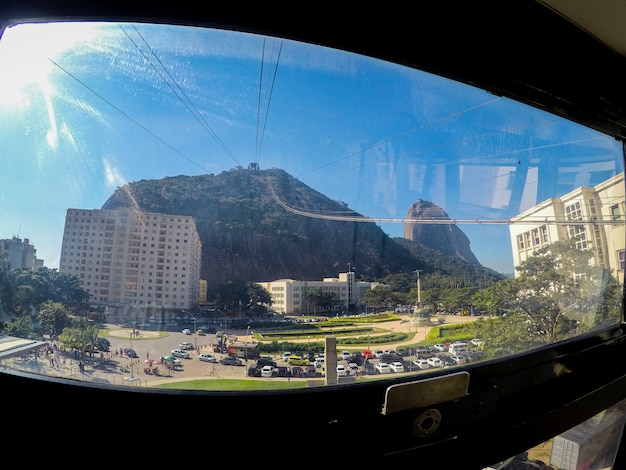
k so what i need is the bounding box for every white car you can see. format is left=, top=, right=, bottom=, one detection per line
left=282, top=352, right=292, bottom=362
left=336, top=364, right=348, bottom=377
left=450, top=355, right=467, bottom=364
left=171, top=349, right=190, bottom=359
left=374, top=349, right=385, bottom=358
left=375, top=362, right=391, bottom=374
left=179, top=341, right=194, bottom=350
left=341, top=350, right=351, bottom=361
left=348, top=362, right=359, bottom=375
left=260, top=365, right=274, bottom=377
left=198, top=353, right=217, bottom=362
left=427, top=357, right=442, bottom=368
left=434, top=343, right=448, bottom=352
left=413, top=359, right=431, bottom=370
left=181, top=328, right=191, bottom=335
left=389, top=361, right=404, bottom=373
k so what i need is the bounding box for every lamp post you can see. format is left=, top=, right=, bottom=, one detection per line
left=415, top=269, right=422, bottom=307
left=245, top=325, right=250, bottom=362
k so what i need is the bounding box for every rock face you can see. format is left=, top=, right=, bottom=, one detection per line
left=404, top=199, right=481, bottom=265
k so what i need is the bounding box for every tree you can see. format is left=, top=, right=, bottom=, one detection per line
left=207, top=280, right=272, bottom=314
left=37, top=300, right=72, bottom=338
left=302, top=288, right=341, bottom=313
left=472, top=239, right=612, bottom=348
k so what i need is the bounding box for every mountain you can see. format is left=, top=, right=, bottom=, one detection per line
left=101, top=167, right=502, bottom=286
left=404, top=199, right=481, bottom=265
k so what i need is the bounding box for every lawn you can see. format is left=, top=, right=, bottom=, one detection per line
left=152, top=378, right=308, bottom=391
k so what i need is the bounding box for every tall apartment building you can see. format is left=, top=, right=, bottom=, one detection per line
left=509, top=172, right=625, bottom=284
left=0, top=236, right=43, bottom=269
left=59, top=208, right=202, bottom=318
left=258, top=271, right=378, bottom=315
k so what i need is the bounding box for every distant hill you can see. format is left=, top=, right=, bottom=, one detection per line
left=101, top=167, right=503, bottom=286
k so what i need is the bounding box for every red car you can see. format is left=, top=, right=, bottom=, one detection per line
left=363, top=350, right=373, bottom=359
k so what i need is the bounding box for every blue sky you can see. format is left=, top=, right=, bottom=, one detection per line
left=0, top=21, right=623, bottom=275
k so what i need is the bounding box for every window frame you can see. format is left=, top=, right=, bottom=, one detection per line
left=1, top=2, right=625, bottom=468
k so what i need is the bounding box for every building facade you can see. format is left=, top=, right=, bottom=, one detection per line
left=0, top=236, right=43, bottom=269
left=59, top=208, right=202, bottom=318
left=509, top=172, right=625, bottom=284
left=258, top=271, right=378, bottom=315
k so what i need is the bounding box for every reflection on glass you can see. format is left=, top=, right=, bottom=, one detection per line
left=0, top=21, right=624, bottom=390
left=486, top=398, right=626, bottom=469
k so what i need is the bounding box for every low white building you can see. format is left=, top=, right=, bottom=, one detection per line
left=258, top=270, right=377, bottom=315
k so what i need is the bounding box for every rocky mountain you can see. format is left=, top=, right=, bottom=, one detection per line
left=101, top=167, right=499, bottom=286
left=404, top=199, right=481, bottom=265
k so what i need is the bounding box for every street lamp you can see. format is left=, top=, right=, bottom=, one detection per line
left=245, top=325, right=250, bottom=362
left=414, top=269, right=423, bottom=312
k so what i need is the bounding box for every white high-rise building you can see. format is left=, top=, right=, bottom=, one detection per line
left=59, top=208, right=202, bottom=317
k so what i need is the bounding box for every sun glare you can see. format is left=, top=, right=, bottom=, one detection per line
left=0, top=22, right=101, bottom=108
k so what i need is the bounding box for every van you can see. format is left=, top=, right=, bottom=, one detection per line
left=314, top=357, right=325, bottom=368
left=449, top=342, right=468, bottom=354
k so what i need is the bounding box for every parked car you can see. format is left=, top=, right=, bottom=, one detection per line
left=434, top=343, right=448, bottom=352
left=314, top=357, right=325, bottom=368
left=220, top=356, right=243, bottom=366
left=375, top=362, right=391, bottom=374
left=427, top=357, right=443, bottom=368
left=256, top=357, right=277, bottom=368
left=397, top=347, right=408, bottom=356
left=260, top=365, right=274, bottom=377
left=348, top=362, right=359, bottom=375
left=281, top=351, right=292, bottom=362
left=450, top=354, right=467, bottom=364
left=304, top=365, right=317, bottom=377
left=181, top=328, right=191, bottom=335
left=287, top=355, right=308, bottom=366
left=179, top=342, right=194, bottom=350
left=171, top=349, right=190, bottom=359
left=247, top=365, right=261, bottom=377
left=123, top=348, right=138, bottom=358
left=198, top=353, right=217, bottom=362
left=336, top=364, right=348, bottom=377
left=347, top=353, right=364, bottom=366
left=341, top=350, right=351, bottom=361
left=413, top=359, right=431, bottom=370
left=389, top=361, right=405, bottom=373
left=362, top=350, right=373, bottom=359
left=96, top=337, right=110, bottom=352
left=374, top=349, right=385, bottom=358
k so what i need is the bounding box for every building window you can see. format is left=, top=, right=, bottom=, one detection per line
left=611, top=204, right=621, bottom=221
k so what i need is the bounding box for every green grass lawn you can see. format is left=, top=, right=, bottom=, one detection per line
left=152, top=378, right=308, bottom=391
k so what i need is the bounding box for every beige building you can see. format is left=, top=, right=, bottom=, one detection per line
left=258, top=271, right=377, bottom=315
left=509, top=172, right=625, bottom=283
left=59, top=208, right=202, bottom=318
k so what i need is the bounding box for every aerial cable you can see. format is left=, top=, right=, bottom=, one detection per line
left=266, top=179, right=621, bottom=226
left=255, top=38, right=282, bottom=166
left=49, top=58, right=211, bottom=174
left=122, top=25, right=241, bottom=167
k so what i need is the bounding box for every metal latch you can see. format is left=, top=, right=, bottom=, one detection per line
left=381, top=371, right=470, bottom=415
